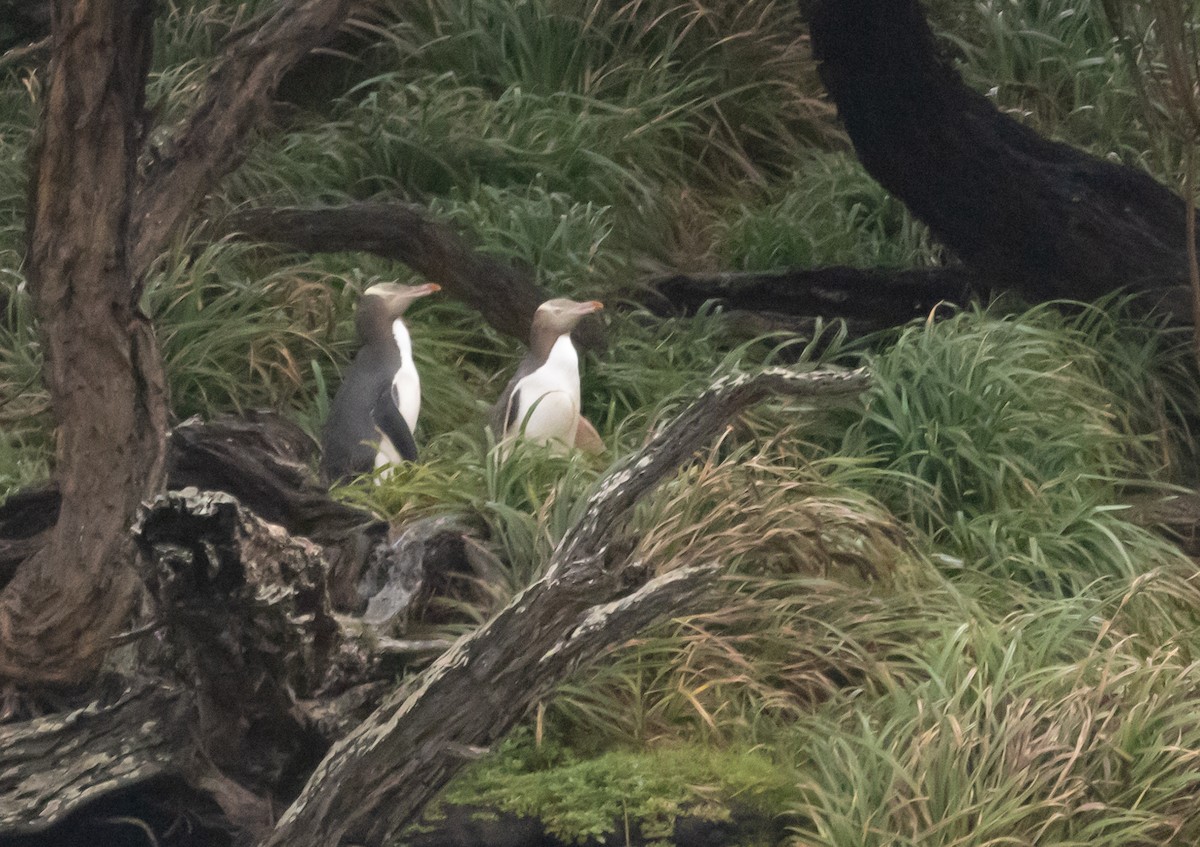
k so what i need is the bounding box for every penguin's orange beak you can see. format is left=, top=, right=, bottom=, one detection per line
left=582, top=300, right=604, bottom=313
left=418, top=283, right=442, bottom=296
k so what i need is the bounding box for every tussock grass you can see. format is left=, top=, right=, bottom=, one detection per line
left=789, top=578, right=1200, bottom=845
left=714, top=151, right=944, bottom=271
left=829, top=302, right=1193, bottom=594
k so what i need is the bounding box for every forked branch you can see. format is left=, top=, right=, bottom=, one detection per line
left=265, top=365, right=869, bottom=847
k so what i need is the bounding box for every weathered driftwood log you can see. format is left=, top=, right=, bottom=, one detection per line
left=265, top=366, right=870, bottom=847
left=0, top=366, right=867, bottom=844
left=803, top=0, right=1196, bottom=324
left=227, top=203, right=603, bottom=349
left=0, top=684, right=198, bottom=834
left=650, top=265, right=987, bottom=331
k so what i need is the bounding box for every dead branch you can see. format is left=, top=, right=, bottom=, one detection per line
left=649, top=265, right=986, bottom=331
left=264, top=365, right=869, bottom=847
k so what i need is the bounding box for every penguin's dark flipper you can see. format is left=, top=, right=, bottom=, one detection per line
left=503, top=387, right=522, bottom=434
left=372, top=387, right=419, bottom=462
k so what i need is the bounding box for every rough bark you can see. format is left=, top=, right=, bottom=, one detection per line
left=0, top=684, right=195, bottom=834
left=0, top=0, right=169, bottom=688
left=226, top=203, right=604, bottom=349
left=265, top=366, right=870, bottom=847
left=131, top=0, right=354, bottom=276
left=0, top=366, right=867, bottom=844
left=167, top=412, right=387, bottom=609
left=804, top=0, right=1196, bottom=324
left=3, top=0, right=359, bottom=692
left=650, top=265, right=986, bottom=330
left=1, top=486, right=342, bottom=836
left=0, top=413, right=386, bottom=607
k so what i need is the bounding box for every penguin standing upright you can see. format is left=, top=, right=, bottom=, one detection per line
left=321, top=282, right=440, bottom=482
left=490, top=297, right=603, bottom=452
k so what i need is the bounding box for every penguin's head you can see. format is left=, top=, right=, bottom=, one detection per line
left=357, top=282, right=440, bottom=340
left=531, top=297, right=604, bottom=339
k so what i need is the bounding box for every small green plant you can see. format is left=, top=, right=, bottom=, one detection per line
left=441, top=731, right=794, bottom=846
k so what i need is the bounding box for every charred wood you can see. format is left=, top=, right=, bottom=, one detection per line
left=804, top=0, right=1197, bottom=324
left=650, top=265, right=986, bottom=331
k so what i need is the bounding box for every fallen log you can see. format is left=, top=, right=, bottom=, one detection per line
left=0, top=413, right=386, bottom=607
left=227, top=203, right=604, bottom=349
left=803, top=0, right=1196, bottom=324
left=649, top=265, right=986, bottom=331
left=265, top=366, right=870, bottom=847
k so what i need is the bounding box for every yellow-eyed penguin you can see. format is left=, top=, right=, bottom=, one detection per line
left=490, top=298, right=603, bottom=452
left=321, top=282, right=440, bottom=482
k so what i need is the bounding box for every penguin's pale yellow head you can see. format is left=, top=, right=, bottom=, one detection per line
left=357, top=281, right=440, bottom=341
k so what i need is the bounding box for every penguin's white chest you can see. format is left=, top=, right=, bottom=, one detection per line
left=512, top=335, right=580, bottom=450
left=374, top=319, right=421, bottom=473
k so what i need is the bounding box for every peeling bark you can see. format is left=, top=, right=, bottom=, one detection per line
left=265, top=366, right=869, bottom=847
left=226, top=203, right=604, bottom=349
left=0, top=684, right=193, bottom=833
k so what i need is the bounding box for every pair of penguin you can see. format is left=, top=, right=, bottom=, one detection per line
left=320, top=283, right=603, bottom=482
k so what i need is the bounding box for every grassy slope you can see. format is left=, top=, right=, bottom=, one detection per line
left=4, top=0, right=1200, bottom=843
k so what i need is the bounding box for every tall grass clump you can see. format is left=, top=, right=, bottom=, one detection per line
left=713, top=151, right=944, bottom=270
left=833, top=302, right=1190, bottom=593
left=788, top=581, right=1200, bottom=846
left=144, top=241, right=348, bottom=419
left=934, top=0, right=1162, bottom=167
left=546, top=435, right=920, bottom=746
left=377, top=0, right=837, bottom=180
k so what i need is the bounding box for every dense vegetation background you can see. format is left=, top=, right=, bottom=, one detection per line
left=6, top=0, right=1200, bottom=843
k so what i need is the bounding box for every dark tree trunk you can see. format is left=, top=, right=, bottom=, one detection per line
left=0, top=0, right=357, bottom=692
left=650, top=265, right=987, bottom=331
left=0, top=0, right=169, bottom=687
left=804, top=0, right=1195, bottom=323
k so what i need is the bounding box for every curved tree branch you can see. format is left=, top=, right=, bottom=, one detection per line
left=0, top=0, right=168, bottom=687
left=131, top=0, right=355, bottom=276
left=226, top=203, right=603, bottom=349
left=805, top=0, right=1195, bottom=323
